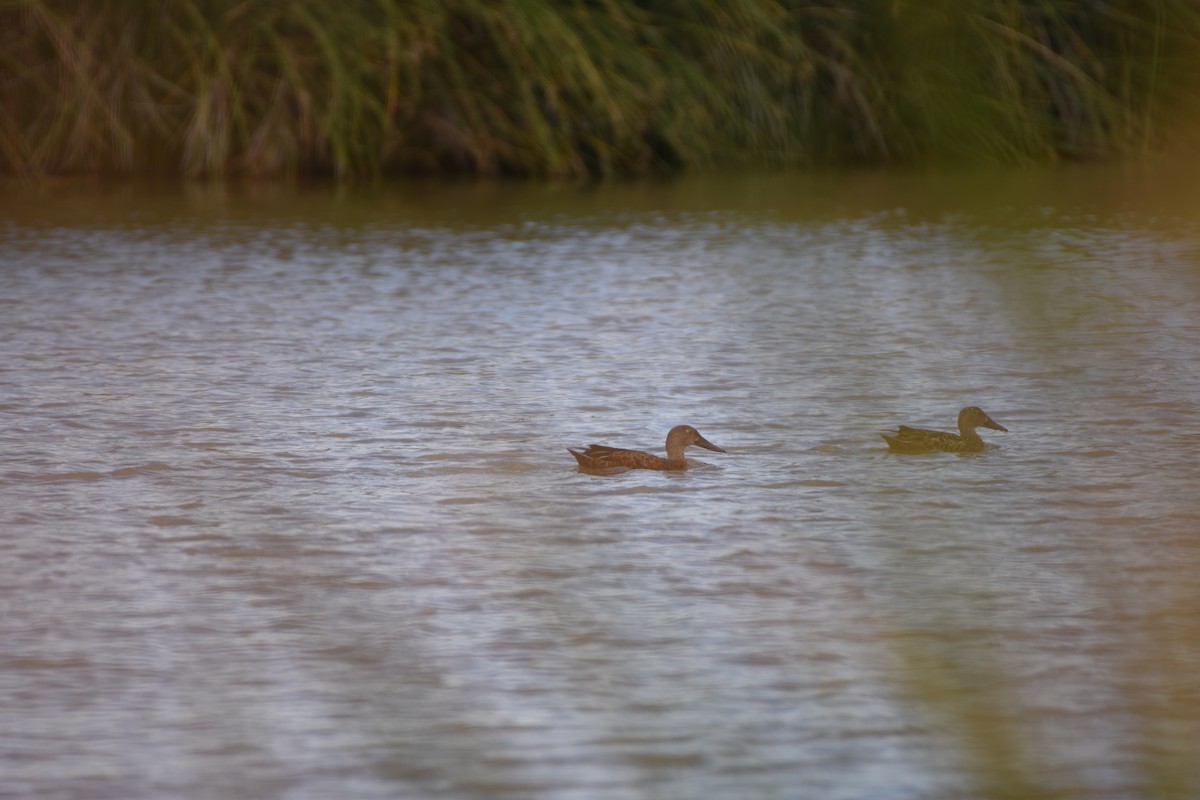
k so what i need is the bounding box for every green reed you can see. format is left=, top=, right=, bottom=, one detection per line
left=1, top=0, right=1198, bottom=179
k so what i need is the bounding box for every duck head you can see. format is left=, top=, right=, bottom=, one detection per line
left=959, top=406, right=1007, bottom=433
left=666, top=425, right=726, bottom=458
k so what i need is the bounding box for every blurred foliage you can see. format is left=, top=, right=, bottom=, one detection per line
left=888, top=541, right=1200, bottom=800
left=1, top=0, right=1198, bottom=179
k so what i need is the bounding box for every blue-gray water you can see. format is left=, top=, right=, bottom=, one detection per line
left=2, top=169, right=1199, bottom=799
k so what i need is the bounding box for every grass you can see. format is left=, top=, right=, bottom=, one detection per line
left=886, top=534, right=1200, bottom=800
left=1, top=0, right=1198, bottom=179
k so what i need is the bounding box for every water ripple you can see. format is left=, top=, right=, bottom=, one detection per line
left=3, top=176, right=1200, bottom=799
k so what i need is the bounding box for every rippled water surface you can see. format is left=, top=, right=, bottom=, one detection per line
left=3, top=169, right=1200, bottom=799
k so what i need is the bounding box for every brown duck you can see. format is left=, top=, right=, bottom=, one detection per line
left=569, top=425, right=726, bottom=472
left=882, top=406, right=1007, bottom=454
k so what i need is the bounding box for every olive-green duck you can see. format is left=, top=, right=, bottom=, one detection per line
left=882, top=406, right=1007, bottom=454
left=569, top=425, right=726, bottom=472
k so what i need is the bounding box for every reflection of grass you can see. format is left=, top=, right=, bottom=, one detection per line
left=1, top=0, right=1198, bottom=178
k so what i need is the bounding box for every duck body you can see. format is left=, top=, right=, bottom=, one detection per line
left=569, top=425, right=725, bottom=472
left=882, top=406, right=1007, bottom=454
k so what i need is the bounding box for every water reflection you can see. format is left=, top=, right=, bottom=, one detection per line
left=2, top=168, right=1199, bottom=799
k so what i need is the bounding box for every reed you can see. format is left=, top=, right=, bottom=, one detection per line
left=1, top=0, right=1198, bottom=179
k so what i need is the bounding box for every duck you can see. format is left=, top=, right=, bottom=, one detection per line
left=882, top=406, right=1007, bottom=454
left=569, top=425, right=726, bottom=472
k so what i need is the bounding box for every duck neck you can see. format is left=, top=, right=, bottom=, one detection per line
left=957, top=425, right=983, bottom=445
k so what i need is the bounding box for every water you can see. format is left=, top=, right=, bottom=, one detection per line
left=2, top=168, right=1199, bottom=799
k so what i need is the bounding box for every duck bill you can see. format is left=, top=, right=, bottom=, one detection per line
left=695, top=435, right=726, bottom=453
left=983, top=415, right=1008, bottom=432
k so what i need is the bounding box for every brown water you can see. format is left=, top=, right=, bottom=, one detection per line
left=2, top=167, right=1199, bottom=799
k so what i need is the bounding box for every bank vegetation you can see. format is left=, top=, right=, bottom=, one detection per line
left=2, top=0, right=1198, bottom=179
